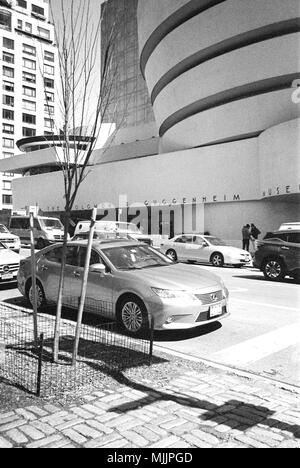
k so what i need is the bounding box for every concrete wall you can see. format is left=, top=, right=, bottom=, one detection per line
left=138, top=0, right=300, bottom=152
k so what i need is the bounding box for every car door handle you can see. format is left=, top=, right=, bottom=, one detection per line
left=281, top=246, right=290, bottom=250
left=73, top=271, right=81, bottom=278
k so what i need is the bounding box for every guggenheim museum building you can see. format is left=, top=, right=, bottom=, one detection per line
left=0, top=0, right=299, bottom=245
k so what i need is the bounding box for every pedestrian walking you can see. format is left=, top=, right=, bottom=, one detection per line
left=242, top=224, right=251, bottom=251
left=250, top=223, right=261, bottom=251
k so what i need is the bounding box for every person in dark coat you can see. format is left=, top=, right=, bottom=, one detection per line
left=250, top=223, right=261, bottom=251
left=242, top=224, right=251, bottom=251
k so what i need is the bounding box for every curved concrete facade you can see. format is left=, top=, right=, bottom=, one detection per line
left=138, top=0, right=300, bottom=151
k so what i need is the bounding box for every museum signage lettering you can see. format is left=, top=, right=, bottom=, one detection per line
left=46, top=193, right=241, bottom=212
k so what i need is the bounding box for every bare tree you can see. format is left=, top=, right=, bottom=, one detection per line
left=44, top=0, right=120, bottom=361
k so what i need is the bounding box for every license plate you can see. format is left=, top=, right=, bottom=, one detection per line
left=210, top=303, right=222, bottom=318
left=1, top=273, right=13, bottom=280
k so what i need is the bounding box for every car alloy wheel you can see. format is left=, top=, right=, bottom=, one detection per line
left=211, top=253, right=224, bottom=267
left=119, top=296, right=149, bottom=335
left=121, top=301, right=144, bottom=333
left=264, top=259, right=285, bottom=281
left=166, top=249, right=177, bottom=262
left=28, top=282, right=45, bottom=309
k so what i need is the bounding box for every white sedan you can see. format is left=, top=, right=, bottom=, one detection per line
left=161, top=234, right=252, bottom=268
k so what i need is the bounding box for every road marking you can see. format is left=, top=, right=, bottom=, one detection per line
left=230, top=298, right=299, bottom=311
left=211, top=323, right=300, bottom=366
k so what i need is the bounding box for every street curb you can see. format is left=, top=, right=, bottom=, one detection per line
left=154, top=344, right=300, bottom=395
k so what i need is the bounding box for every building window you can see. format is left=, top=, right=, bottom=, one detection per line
left=2, top=51, right=14, bottom=64
left=3, top=95, right=14, bottom=107
left=22, top=44, right=36, bottom=56
left=23, top=86, right=36, bottom=98
left=44, top=50, right=54, bottom=62
left=2, top=180, right=11, bottom=190
left=22, top=113, right=36, bottom=124
left=3, top=81, right=14, bottom=92
left=44, top=77, right=54, bottom=88
left=0, top=9, right=12, bottom=31
left=44, top=118, right=54, bottom=129
left=3, top=37, right=14, bottom=49
left=2, top=195, right=12, bottom=205
left=17, top=0, right=27, bottom=8
left=37, top=27, right=50, bottom=40
left=25, top=22, right=32, bottom=33
left=22, top=58, right=36, bottom=70
left=2, top=123, right=14, bottom=134
left=3, top=109, right=14, bottom=120
left=22, top=71, right=36, bottom=83
left=22, top=127, right=36, bottom=137
left=32, top=4, right=44, bottom=16
left=45, top=91, right=54, bottom=102
left=44, top=64, right=54, bottom=75
left=22, top=100, right=36, bottom=111
left=44, top=104, right=54, bottom=115
left=3, top=66, right=14, bottom=78
left=17, top=19, right=23, bottom=29
left=2, top=138, right=14, bottom=148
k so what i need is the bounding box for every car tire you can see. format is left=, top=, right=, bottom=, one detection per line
left=27, top=280, right=46, bottom=310
left=211, top=253, right=224, bottom=267
left=263, top=258, right=286, bottom=281
left=117, top=295, right=149, bottom=335
left=166, top=249, right=177, bottom=262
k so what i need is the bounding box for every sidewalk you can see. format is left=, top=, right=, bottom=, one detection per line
left=1, top=361, right=299, bottom=448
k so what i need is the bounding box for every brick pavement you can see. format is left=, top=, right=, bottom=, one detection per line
left=0, top=367, right=299, bottom=448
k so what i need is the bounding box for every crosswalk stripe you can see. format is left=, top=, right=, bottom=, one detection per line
left=211, top=323, right=300, bottom=366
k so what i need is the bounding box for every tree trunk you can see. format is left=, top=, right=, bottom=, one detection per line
left=53, top=208, right=71, bottom=362
left=72, top=207, right=97, bottom=365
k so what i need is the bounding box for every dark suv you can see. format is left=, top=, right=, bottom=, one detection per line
left=254, top=230, right=300, bottom=282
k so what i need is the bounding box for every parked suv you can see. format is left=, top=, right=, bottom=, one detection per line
left=254, top=230, right=300, bottom=281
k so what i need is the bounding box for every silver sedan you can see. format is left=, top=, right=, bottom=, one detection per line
left=17, top=240, right=229, bottom=335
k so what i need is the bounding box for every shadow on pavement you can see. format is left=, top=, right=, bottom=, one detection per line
left=233, top=275, right=297, bottom=284
left=153, top=322, right=222, bottom=342
left=105, top=371, right=300, bottom=439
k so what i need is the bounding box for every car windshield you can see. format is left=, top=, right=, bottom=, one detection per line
left=103, top=245, right=173, bottom=270
left=40, top=218, right=63, bottom=230
left=205, top=236, right=227, bottom=246
left=0, top=225, right=9, bottom=233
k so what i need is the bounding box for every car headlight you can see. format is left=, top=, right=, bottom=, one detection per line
left=151, top=287, right=198, bottom=302
left=220, top=280, right=229, bottom=298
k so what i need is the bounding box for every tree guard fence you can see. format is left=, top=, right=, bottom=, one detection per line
left=0, top=302, right=154, bottom=397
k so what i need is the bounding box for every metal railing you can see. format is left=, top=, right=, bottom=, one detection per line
left=0, top=302, right=154, bottom=397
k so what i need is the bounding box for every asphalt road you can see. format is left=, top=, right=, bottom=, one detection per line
left=1, top=249, right=299, bottom=387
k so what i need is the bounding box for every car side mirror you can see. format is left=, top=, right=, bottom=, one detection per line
left=202, top=242, right=208, bottom=247
left=89, top=263, right=106, bottom=275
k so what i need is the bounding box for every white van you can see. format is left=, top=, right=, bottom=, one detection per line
left=74, top=220, right=154, bottom=245
left=278, top=222, right=300, bottom=231
left=9, top=215, right=66, bottom=249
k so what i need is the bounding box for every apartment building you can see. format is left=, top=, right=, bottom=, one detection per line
left=0, top=0, right=57, bottom=216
